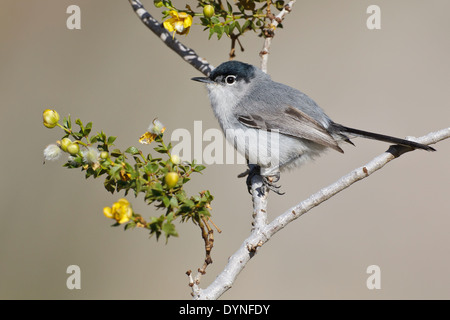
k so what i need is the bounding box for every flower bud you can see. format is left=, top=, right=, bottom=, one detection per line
left=165, top=172, right=179, bottom=189
left=203, top=5, right=215, bottom=18
left=100, top=151, right=109, bottom=159
left=67, top=143, right=80, bottom=156
left=43, top=109, right=60, bottom=128
left=60, top=138, right=72, bottom=152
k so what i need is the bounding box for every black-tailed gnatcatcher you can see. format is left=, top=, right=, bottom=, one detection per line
left=192, top=61, right=435, bottom=194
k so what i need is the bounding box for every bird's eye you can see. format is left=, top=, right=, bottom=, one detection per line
left=225, top=75, right=236, bottom=85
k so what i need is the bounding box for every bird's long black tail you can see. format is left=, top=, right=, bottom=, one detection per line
left=332, top=123, right=436, bottom=152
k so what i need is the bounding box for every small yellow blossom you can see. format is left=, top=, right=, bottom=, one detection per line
left=163, top=11, right=193, bottom=39
left=103, top=198, right=133, bottom=224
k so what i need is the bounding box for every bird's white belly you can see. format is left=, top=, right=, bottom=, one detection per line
left=224, top=124, right=327, bottom=173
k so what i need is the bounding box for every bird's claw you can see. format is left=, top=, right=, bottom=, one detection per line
left=239, top=166, right=284, bottom=195
left=262, top=174, right=285, bottom=195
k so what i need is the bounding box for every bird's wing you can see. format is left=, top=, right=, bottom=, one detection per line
left=237, top=105, right=344, bottom=153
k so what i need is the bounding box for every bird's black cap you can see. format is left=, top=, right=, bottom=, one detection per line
left=191, top=61, right=257, bottom=84
left=210, top=61, right=256, bottom=83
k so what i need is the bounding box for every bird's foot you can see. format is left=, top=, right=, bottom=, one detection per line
left=262, top=173, right=285, bottom=195
left=238, top=166, right=284, bottom=195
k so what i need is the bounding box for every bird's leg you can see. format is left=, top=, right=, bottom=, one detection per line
left=238, top=164, right=261, bottom=194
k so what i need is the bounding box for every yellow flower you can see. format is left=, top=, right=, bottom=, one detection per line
left=103, top=198, right=133, bottom=224
left=163, top=11, right=193, bottom=39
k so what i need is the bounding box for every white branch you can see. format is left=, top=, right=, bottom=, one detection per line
left=260, top=0, right=296, bottom=72
left=128, top=0, right=213, bottom=76
left=194, top=127, right=450, bottom=300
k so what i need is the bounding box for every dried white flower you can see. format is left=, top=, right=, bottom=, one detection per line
left=43, top=144, right=62, bottom=161
left=148, top=118, right=165, bottom=135
left=82, top=147, right=100, bottom=164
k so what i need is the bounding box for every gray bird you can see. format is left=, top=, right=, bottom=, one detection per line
left=192, top=61, right=435, bottom=194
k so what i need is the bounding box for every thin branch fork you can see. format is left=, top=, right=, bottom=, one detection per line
left=193, top=127, right=450, bottom=300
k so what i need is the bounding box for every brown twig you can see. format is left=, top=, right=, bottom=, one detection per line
left=186, top=215, right=219, bottom=295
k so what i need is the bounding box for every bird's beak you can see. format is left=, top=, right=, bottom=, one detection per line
left=191, top=76, right=214, bottom=84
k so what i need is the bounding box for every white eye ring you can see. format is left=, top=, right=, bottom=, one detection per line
left=225, top=75, right=236, bottom=85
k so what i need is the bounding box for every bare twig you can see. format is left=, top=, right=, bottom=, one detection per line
left=128, top=0, right=213, bottom=76
left=260, top=0, right=296, bottom=72
left=187, top=216, right=217, bottom=296
left=193, top=127, right=450, bottom=300
left=229, top=34, right=245, bottom=60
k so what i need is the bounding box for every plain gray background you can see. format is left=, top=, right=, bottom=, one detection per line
left=1, top=0, right=449, bottom=299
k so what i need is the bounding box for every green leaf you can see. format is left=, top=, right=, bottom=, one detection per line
left=226, top=1, right=233, bottom=13
left=228, top=21, right=236, bottom=34
left=214, top=25, right=224, bottom=39
left=124, top=221, right=136, bottom=230
left=169, top=196, right=178, bottom=208
left=84, top=122, right=92, bottom=136
left=200, top=17, right=209, bottom=26
left=162, top=221, right=178, bottom=239
left=107, top=136, right=117, bottom=145
left=242, top=19, right=251, bottom=32
left=162, top=196, right=170, bottom=207
left=194, top=165, right=206, bottom=172
left=210, top=16, right=220, bottom=24
left=104, top=179, right=115, bottom=194
left=63, top=115, right=72, bottom=129
left=111, top=149, right=122, bottom=157
left=125, top=146, right=140, bottom=155
left=145, top=162, right=159, bottom=174
left=154, top=146, right=168, bottom=154
left=275, top=0, right=285, bottom=10
left=72, top=132, right=83, bottom=139
left=183, top=199, right=195, bottom=207
left=235, top=20, right=242, bottom=33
